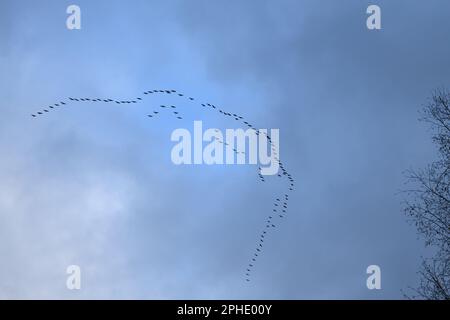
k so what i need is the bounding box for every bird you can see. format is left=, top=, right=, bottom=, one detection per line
left=31, top=89, right=295, bottom=284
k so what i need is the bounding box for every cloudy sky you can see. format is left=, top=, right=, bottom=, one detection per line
left=1, top=0, right=449, bottom=299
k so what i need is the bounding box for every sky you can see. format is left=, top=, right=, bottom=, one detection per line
left=0, top=0, right=449, bottom=299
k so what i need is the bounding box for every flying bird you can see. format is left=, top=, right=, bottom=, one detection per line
left=30, top=89, right=295, bottom=283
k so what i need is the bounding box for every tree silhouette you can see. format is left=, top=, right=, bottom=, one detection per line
left=403, top=89, right=450, bottom=299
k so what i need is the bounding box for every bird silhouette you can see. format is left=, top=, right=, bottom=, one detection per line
left=30, top=88, right=295, bottom=283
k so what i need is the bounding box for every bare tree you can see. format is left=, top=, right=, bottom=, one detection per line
left=403, top=89, right=450, bottom=300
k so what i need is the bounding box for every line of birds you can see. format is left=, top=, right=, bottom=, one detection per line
left=30, top=88, right=296, bottom=282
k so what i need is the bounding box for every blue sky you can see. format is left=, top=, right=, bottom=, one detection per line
left=1, top=0, right=449, bottom=299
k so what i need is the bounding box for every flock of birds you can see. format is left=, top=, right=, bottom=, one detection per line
left=30, top=89, right=295, bottom=282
